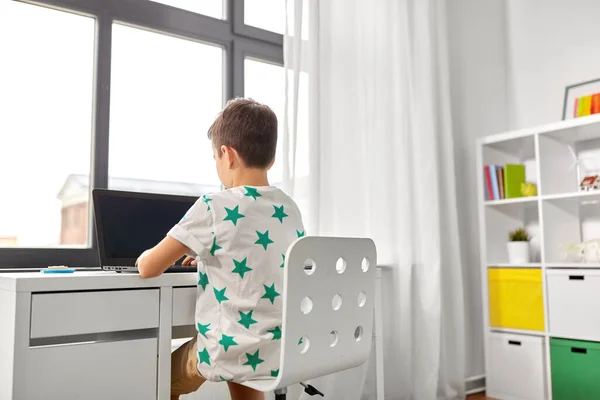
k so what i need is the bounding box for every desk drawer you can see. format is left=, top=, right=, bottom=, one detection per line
left=23, top=338, right=157, bottom=400
left=173, top=287, right=196, bottom=326
left=30, top=289, right=159, bottom=338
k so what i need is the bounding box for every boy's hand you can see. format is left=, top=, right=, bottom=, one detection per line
left=182, top=256, right=197, bottom=266
left=135, top=249, right=152, bottom=267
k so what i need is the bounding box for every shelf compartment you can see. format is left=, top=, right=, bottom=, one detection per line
left=488, top=268, right=545, bottom=332
left=485, top=201, right=541, bottom=264
left=542, top=196, right=600, bottom=264
left=488, top=332, right=547, bottom=400
left=551, top=337, right=600, bottom=400
left=547, top=269, right=600, bottom=342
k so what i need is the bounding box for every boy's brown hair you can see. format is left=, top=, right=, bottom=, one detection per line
left=208, top=98, right=278, bottom=168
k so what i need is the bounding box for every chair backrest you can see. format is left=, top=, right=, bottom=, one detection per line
left=275, top=236, right=377, bottom=388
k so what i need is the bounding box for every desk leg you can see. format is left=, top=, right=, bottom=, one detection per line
left=11, top=292, right=31, bottom=399
left=375, top=268, right=385, bottom=400
left=158, top=287, right=173, bottom=400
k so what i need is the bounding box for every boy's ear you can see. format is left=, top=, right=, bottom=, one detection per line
left=221, top=145, right=236, bottom=168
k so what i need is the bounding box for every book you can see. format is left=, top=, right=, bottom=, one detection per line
left=579, top=95, right=592, bottom=117
left=484, top=166, right=494, bottom=200
left=497, top=167, right=505, bottom=199
left=592, top=93, right=600, bottom=115
left=504, top=164, right=526, bottom=198
left=490, top=165, right=500, bottom=200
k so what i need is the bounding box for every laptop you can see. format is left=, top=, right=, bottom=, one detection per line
left=93, top=189, right=198, bottom=273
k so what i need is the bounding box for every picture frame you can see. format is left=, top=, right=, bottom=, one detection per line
left=562, top=78, right=600, bottom=120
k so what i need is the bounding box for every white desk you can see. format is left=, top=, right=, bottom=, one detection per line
left=0, top=270, right=385, bottom=400
left=0, top=271, right=197, bottom=400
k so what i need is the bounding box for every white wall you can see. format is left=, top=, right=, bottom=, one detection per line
left=446, top=0, right=511, bottom=381
left=447, top=0, right=600, bottom=384
left=506, top=0, right=600, bottom=128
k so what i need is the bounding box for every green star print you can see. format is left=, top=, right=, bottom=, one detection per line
left=244, top=186, right=262, bottom=200
left=271, top=205, right=288, bottom=223
left=271, top=369, right=279, bottom=377
left=224, top=205, right=245, bottom=226
left=280, top=253, right=285, bottom=268
left=198, top=348, right=211, bottom=366
left=267, top=326, right=282, bottom=340
left=231, top=258, right=253, bottom=279
left=219, top=334, right=238, bottom=352
left=197, top=322, right=211, bottom=339
left=203, top=196, right=212, bottom=211
left=210, top=236, right=222, bottom=256
left=297, top=230, right=305, bottom=238
left=238, top=310, right=258, bottom=329
left=243, top=350, right=265, bottom=371
left=255, top=230, right=274, bottom=250
left=261, top=283, right=280, bottom=304
left=213, top=286, right=229, bottom=303
left=198, top=272, right=209, bottom=290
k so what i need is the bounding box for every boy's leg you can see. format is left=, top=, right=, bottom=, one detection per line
left=226, top=382, right=265, bottom=400
left=171, top=336, right=207, bottom=400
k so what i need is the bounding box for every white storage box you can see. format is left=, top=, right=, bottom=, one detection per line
left=547, top=269, right=600, bottom=342
left=488, top=332, right=547, bottom=400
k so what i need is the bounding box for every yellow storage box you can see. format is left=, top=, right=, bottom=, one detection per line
left=488, top=268, right=544, bottom=331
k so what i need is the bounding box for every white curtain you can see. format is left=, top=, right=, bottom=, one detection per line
left=283, top=1, right=466, bottom=399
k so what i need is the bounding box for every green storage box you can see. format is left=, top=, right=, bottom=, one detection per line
left=551, top=338, right=600, bottom=400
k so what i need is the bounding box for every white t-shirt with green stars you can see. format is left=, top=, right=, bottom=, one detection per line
left=168, top=186, right=305, bottom=383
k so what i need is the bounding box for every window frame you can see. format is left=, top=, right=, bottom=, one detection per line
left=1, top=0, right=283, bottom=269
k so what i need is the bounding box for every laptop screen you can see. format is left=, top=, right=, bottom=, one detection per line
left=93, top=189, right=198, bottom=266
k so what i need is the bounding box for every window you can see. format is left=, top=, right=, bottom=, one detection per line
left=0, top=2, right=95, bottom=248
left=244, top=58, right=309, bottom=185
left=149, top=0, right=224, bottom=19
left=244, top=0, right=285, bottom=34
left=244, top=58, right=285, bottom=184
left=243, top=0, right=308, bottom=39
left=0, top=0, right=283, bottom=267
left=109, top=25, right=223, bottom=195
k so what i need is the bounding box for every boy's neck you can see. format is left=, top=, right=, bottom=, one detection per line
left=231, top=168, right=270, bottom=188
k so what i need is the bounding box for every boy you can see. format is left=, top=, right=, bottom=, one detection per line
left=136, top=98, right=305, bottom=400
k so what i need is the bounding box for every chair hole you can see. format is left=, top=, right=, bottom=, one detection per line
left=354, top=326, right=364, bottom=342
left=329, top=330, right=339, bottom=347
left=304, top=259, right=316, bottom=275
left=332, top=294, right=343, bottom=310
left=358, top=291, right=367, bottom=307
left=301, top=297, right=313, bottom=314
left=336, top=258, right=347, bottom=274
left=299, top=336, right=310, bottom=353
left=361, top=258, right=370, bottom=272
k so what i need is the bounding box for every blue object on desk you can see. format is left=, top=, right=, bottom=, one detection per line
left=42, top=269, right=75, bottom=274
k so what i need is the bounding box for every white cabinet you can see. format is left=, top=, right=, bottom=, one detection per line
left=22, top=338, right=158, bottom=400
left=172, top=287, right=197, bottom=326
left=547, top=270, right=600, bottom=342
left=488, top=333, right=546, bottom=400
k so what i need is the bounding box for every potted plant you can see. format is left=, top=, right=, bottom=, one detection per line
left=508, top=227, right=530, bottom=264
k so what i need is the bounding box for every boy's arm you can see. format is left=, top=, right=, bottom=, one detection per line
left=136, top=236, right=190, bottom=278
left=137, top=195, right=214, bottom=278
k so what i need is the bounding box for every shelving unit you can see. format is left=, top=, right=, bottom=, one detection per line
left=477, top=115, right=600, bottom=400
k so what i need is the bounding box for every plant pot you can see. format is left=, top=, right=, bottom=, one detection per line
left=507, top=241, right=530, bottom=264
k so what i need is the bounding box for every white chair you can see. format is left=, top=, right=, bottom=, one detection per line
left=242, top=236, right=377, bottom=399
